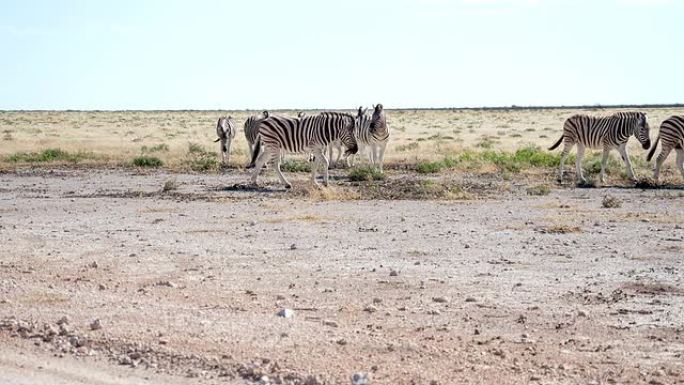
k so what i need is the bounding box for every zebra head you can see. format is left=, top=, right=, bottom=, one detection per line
left=631, top=112, right=651, bottom=150
left=369, top=103, right=385, bottom=131
left=341, top=114, right=359, bottom=156
left=215, top=116, right=234, bottom=152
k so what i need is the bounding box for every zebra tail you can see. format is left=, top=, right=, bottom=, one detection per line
left=548, top=135, right=564, bottom=151
left=246, top=137, right=261, bottom=169
left=646, top=134, right=660, bottom=162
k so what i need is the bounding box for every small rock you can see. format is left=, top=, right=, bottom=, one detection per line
left=389, top=270, right=398, bottom=277
left=432, top=296, right=449, bottom=303
left=98, top=284, right=107, bottom=290
left=290, top=244, right=297, bottom=250
left=323, top=320, right=339, bottom=327
left=577, top=310, right=588, bottom=317
left=129, top=351, right=142, bottom=360
left=363, top=305, right=377, bottom=313
left=351, top=372, right=371, bottom=385
left=276, top=294, right=286, bottom=300
left=69, top=336, right=85, bottom=348
left=158, top=338, right=169, bottom=345
left=89, top=319, right=102, bottom=331
left=427, top=309, right=441, bottom=315
left=277, top=308, right=295, bottom=318
left=465, top=297, right=477, bottom=303
left=372, top=298, right=382, bottom=304
left=336, top=338, right=347, bottom=345
left=464, top=244, right=471, bottom=248
left=56, top=316, right=70, bottom=325
left=119, top=355, right=133, bottom=365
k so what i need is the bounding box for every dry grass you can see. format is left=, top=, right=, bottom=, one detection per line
left=1, top=108, right=683, bottom=178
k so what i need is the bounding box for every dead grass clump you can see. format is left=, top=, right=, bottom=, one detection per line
left=539, top=225, right=582, bottom=234
left=292, top=185, right=361, bottom=201
left=526, top=184, right=551, bottom=196
left=635, top=178, right=659, bottom=189
left=162, top=178, right=178, bottom=192
left=601, top=195, right=622, bottom=208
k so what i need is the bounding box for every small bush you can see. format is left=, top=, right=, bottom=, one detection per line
left=133, top=155, right=163, bottom=168
left=280, top=159, right=311, bottom=172
left=602, top=195, right=622, bottom=208
left=416, top=157, right=458, bottom=174
left=526, top=184, right=551, bottom=196
left=348, top=166, right=386, bottom=182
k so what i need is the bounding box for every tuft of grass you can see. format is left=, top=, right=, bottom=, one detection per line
left=133, top=155, right=163, bottom=168
left=188, top=142, right=207, bottom=154
left=396, top=142, right=419, bottom=152
left=415, top=157, right=458, bottom=174
left=183, top=142, right=218, bottom=171
left=602, top=195, right=622, bottom=208
left=142, top=143, right=170, bottom=153
left=526, top=184, right=551, bottom=196
left=348, top=166, right=386, bottom=182
left=162, top=178, right=178, bottom=192
left=280, top=159, right=311, bottom=173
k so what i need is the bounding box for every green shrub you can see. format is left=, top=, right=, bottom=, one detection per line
left=348, top=166, right=386, bottom=182
left=133, top=155, right=163, bottom=168
left=280, top=159, right=311, bottom=172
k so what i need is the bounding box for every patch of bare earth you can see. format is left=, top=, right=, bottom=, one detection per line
left=1, top=169, right=683, bottom=385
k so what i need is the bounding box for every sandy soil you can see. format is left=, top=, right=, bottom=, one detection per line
left=1, top=168, right=683, bottom=384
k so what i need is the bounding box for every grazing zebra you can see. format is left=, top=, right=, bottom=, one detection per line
left=647, top=115, right=684, bottom=181
left=248, top=112, right=358, bottom=188
left=244, top=110, right=269, bottom=164
left=214, top=116, right=236, bottom=164
left=549, top=111, right=651, bottom=184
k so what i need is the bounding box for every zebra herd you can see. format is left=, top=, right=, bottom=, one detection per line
left=549, top=112, right=684, bottom=184
left=214, top=107, right=684, bottom=188
left=214, top=104, right=390, bottom=188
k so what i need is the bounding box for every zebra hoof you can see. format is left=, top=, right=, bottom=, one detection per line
left=285, top=184, right=292, bottom=190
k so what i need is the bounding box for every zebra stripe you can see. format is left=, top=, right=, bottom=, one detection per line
left=214, top=116, right=236, bottom=164
left=549, top=111, right=651, bottom=184
left=249, top=112, right=358, bottom=188
left=647, top=115, right=684, bottom=181
left=243, top=110, right=269, bottom=162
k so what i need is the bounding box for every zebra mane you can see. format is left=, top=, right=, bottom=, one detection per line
left=612, top=111, right=644, bottom=120
left=319, top=111, right=355, bottom=120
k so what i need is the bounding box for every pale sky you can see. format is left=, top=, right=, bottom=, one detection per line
left=1, top=0, right=682, bottom=110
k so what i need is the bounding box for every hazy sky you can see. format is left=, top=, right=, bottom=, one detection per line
left=1, top=0, right=682, bottom=110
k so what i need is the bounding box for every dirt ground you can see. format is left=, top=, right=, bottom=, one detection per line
left=1, top=167, right=683, bottom=385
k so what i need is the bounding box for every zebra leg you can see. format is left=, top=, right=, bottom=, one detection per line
left=617, top=144, right=636, bottom=181
left=377, top=141, right=388, bottom=173
left=250, top=149, right=272, bottom=185
left=575, top=144, right=586, bottom=184
left=334, top=143, right=343, bottom=167
left=327, top=145, right=335, bottom=168
left=274, top=157, right=292, bottom=189
left=654, top=145, right=672, bottom=181
left=225, top=140, right=232, bottom=165
left=220, top=139, right=227, bottom=164
left=310, top=148, right=328, bottom=186
left=676, top=148, right=684, bottom=180
left=599, top=146, right=611, bottom=183
left=558, top=142, right=573, bottom=183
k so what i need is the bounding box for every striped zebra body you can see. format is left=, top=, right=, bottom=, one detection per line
left=549, top=111, right=651, bottom=184
left=347, top=104, right=390, bottom=171
left=647, top=115, right=684, bottom=181
left=249, top=112, right=358, bottom=188
left=243, top=110, right=269, bottom=164
left=214, top=116, right=236, bottom=164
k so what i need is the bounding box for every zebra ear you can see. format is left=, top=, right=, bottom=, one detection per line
left=263, top=110, right=269, bottom=118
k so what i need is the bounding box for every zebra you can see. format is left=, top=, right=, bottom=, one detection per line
left=213, top=116, right=236, bottom=164
left=548, top=111, right=651, bottom=184
left=243, top=110, right=269, bottom=164
left=647, top=115, right=684, bottom=181
left=247, top=112, right=358, bottom=188
left=345, top=104, right=390, bottom=171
